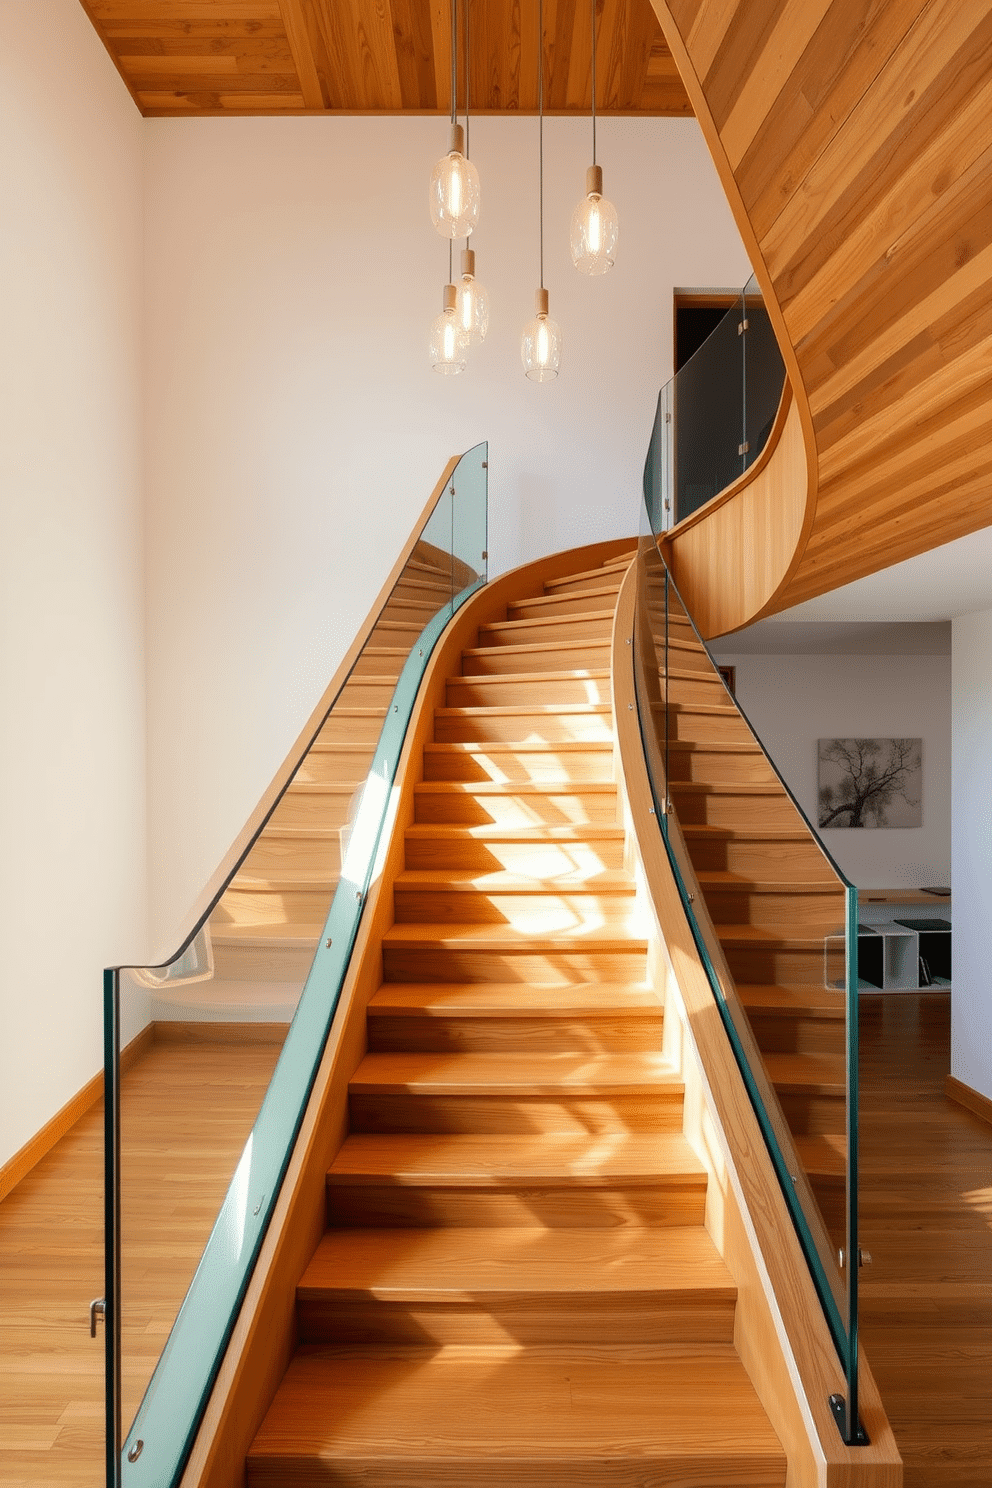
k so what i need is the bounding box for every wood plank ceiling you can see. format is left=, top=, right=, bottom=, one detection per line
left=80, top=0, right=693, bottom=118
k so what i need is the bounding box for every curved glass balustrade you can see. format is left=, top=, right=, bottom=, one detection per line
left=102, top=445, right=488, bottom=1487
left=643, top=275, right=785, bottom=530
left=633, top=482, right=863, bottom=1443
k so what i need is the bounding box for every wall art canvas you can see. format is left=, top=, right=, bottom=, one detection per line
left=817, top=737, right=922, bottom=828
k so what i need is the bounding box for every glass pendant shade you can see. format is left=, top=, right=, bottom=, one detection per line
left=521, top=288, right=561, bottom=381
left=571, top=165, right=619, bottom=275
left=455, top=248, right=489, bottom=344
left=430, top=284, right=468, bottom=374
left=430, top=123, right=481, bottom=239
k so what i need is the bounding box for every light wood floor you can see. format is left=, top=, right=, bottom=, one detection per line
left=858, top=992, right=992, bottom=1488
left=0, top=1037, right=281, bottom=1486
left=1, top=997, right=989, bottom=1485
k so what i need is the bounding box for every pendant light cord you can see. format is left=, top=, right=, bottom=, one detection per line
left=450, top=0, right=457, bottom=126
left=591, top=0, right=597, bottom=166
left=465, top=0, right=471, bottom=159
left=539, top=0, right=544, bottom=290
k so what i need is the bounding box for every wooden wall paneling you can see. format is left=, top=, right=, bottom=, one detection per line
left=736, top=1, right=932, bottom=245
left=611, top=567, right=902, bottom=1486
left=178, top=535, right=636, bottom=1488
left=718, top=0, right=832, bottom=171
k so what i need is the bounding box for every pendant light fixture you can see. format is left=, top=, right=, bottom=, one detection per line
left=570, top=0, right=618, bottom=274
left=431, top=243, right=469, bottom=374
left=521, top=0, right=561, bottom=381
left=454, top=5, right=489, bottom=344
left=429, top=0, right=480, bottom=239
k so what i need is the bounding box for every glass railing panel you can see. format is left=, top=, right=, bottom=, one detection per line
left=631, top=526, right=862, bottom=1441
left=104, top=444, right=488, bottom=1486
left=673, top=293, right=745, bottom=523
left=742, top=273, right=786, bottom=471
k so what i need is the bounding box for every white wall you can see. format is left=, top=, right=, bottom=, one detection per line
left=711, top=652, right=952, bottom=888
left=143, top=115, right=750, bottom=954
left=951, top=610, right=992, bottom=1102
left=0, top=1, right=145, bottom=1165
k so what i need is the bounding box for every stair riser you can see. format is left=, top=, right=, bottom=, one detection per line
left=296, top=1298, right=735, bottom=1348
left=777, top=1092, right=847, bottom=1137
left=671, top=793, right=796, bottom=829
left=350, top=653, right=405, bottom=678
left=422, top=747, right=613, bottom=784
left=325, top=1181, right=707, bottom=1229
left=462, top=644, right=611, bottom=676
left=247, top=836, right=342, bottom=876
left=214, top=885, right=337, bottom=928
left=413, top=792, right=618, bottom=827
left=247, top=1455, right=785, bottom=1488
left=723, top=945, right=826, bottom=985
left=392, top=889, right=637, bottom=924
left=295, top=749, right=373, bottom=784
left=211, top=941, right=315, bottom=982
left=446, top=676, right=611, bottom=709
left=746, top=1014, right=845, bottom=1058
left=684, top=838, right=829, bottom=879
left=381, top=948, right=648, bottom=985
left=667, top=753, right=778, bottom=786
left=404, top=838, right=626, bottom=872
left=508, top=589, right=620, bottom=620
left=544, top=570, right=626, bottom=597
left=703, top=890, right=843, bottom=927
left=338, top=680, right=399, bottom=708
left=652, top=708, right=751, bottom=744
left=366, top=1013, right=664, bottom=1055
left=434, top=710, right=614, bottom=744
left=319, top=713, right=387, bottom=744
left=348, top=1093, right=683, bottom=1136
left=661, top=675, right=733, bottom=707
left=268, top=792, right=356, bottom=831
left=478, top=615, right=614, bottom=648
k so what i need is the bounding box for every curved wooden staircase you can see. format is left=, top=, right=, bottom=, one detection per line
left=240, top=547, right=788, bottom=1486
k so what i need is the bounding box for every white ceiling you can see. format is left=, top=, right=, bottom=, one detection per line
left=709, top=521, right=992, bottom=655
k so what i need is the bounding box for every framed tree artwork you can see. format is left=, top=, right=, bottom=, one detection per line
left=817, top=737, right=922, bottom=828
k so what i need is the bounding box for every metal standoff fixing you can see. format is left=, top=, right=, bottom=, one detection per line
left=89, top=1298, right=105, bottom=1337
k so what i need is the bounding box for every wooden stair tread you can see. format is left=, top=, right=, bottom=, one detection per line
left=367, top=983, right=661, bottom=1015
left=287, top=781, right=360, bottom=795
left=327, top=1132, right=707, bottom=1186
left=450, top=667, right=611, bottom=684
left=681, top=825, right=810, bottom=842
left=436, top=703, right=612, bottom=720
left=394, top=869, right=635, bottom=893
left=543, top=560, right=632, bottom=590
left=508, top=585, right=623, bottom=612
left=349, top=1052, right=681, bottom=1097
left=404, top=823, right=624, bottom=841
left=669, top=782, right=783, bottom=796
left=415, top=780, right=618, bottom=796
left=696, top=872, right=839, bottom=893
left=382, top=922, right=646, bottom=950
left=249, top=1347, right=785, bottom=1477
left=230, top=872, right=338, bottom=890
left=424, top=740, right=612, bottom=755
left=299, top=1226, right=734, bottom=1301
left=667, top=740, right=761, bottom=753
left=478, top=609, right=615, bottom=636
left=210, top=924, right=321, bottom=945
left=652, top=700, right=738, bottom=716
left=461, top=639, right=609, bottom=666
left=714, top=923, right=837, bottom=947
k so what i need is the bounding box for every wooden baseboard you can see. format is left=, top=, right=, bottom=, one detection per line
left=0, top=1023, right=156, bottom=1204
left=945, top=1074, right=992, bottom=1127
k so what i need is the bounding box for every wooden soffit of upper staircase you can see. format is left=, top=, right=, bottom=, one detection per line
left=79, top=0, right=693, bottom=118
left=653, top=0, right=992, bottom=623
